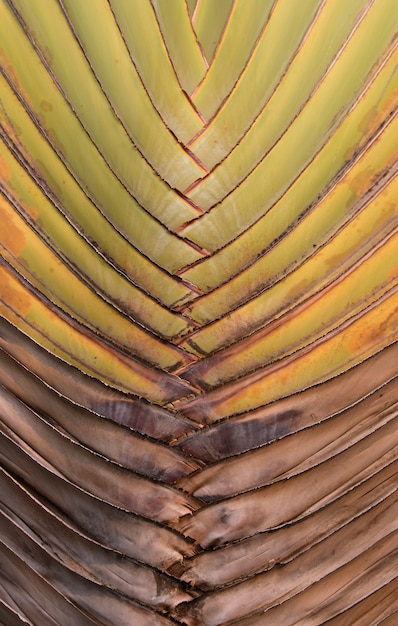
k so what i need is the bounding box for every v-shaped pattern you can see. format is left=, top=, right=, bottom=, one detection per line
left=1, top=0, right=397, bottom=388
left=1, top=1, right=398, bottom=623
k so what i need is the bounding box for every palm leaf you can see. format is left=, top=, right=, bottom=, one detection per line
left=1, top=0, right=397, bottom=623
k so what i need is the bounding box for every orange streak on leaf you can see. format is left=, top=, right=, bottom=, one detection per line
left=0, top=271, right=31, bottom=317
left=0, top=197, right=26, bottom=256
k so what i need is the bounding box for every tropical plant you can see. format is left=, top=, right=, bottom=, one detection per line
left=0, top=0, right=397, bottom=624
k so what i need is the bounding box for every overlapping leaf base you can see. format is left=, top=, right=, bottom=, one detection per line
left=1, top=1, right=398, bottom=624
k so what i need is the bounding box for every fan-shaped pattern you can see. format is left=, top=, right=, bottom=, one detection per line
left=1, top=0, right=397, bottom=623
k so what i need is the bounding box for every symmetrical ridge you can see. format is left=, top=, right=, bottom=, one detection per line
left=0, top=0, right=397, bottom=624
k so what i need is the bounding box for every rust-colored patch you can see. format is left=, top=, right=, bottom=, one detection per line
left=0, top=152, right=11, bottom=183
left=24, top=198, right=40, bottom=222
left=40, top=99, right=53, bottom=112
left=325, top=246, right=354, bottom=271
left=0, top=270, right=31, bottom=316
left=287, top=276, right=312, bottom=302
left=347, top=304, right=398, bottom=356
left=357, top=106, right=378, bottom=136
left=0, top=199, right=26, bottom=256
left=0, top=49, right=23, bottom=96
left=359, top=86, right=398, bottom=141
left=347, top=166, right=374, bottom=200
left=344, top=90, right=398, bottom=163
